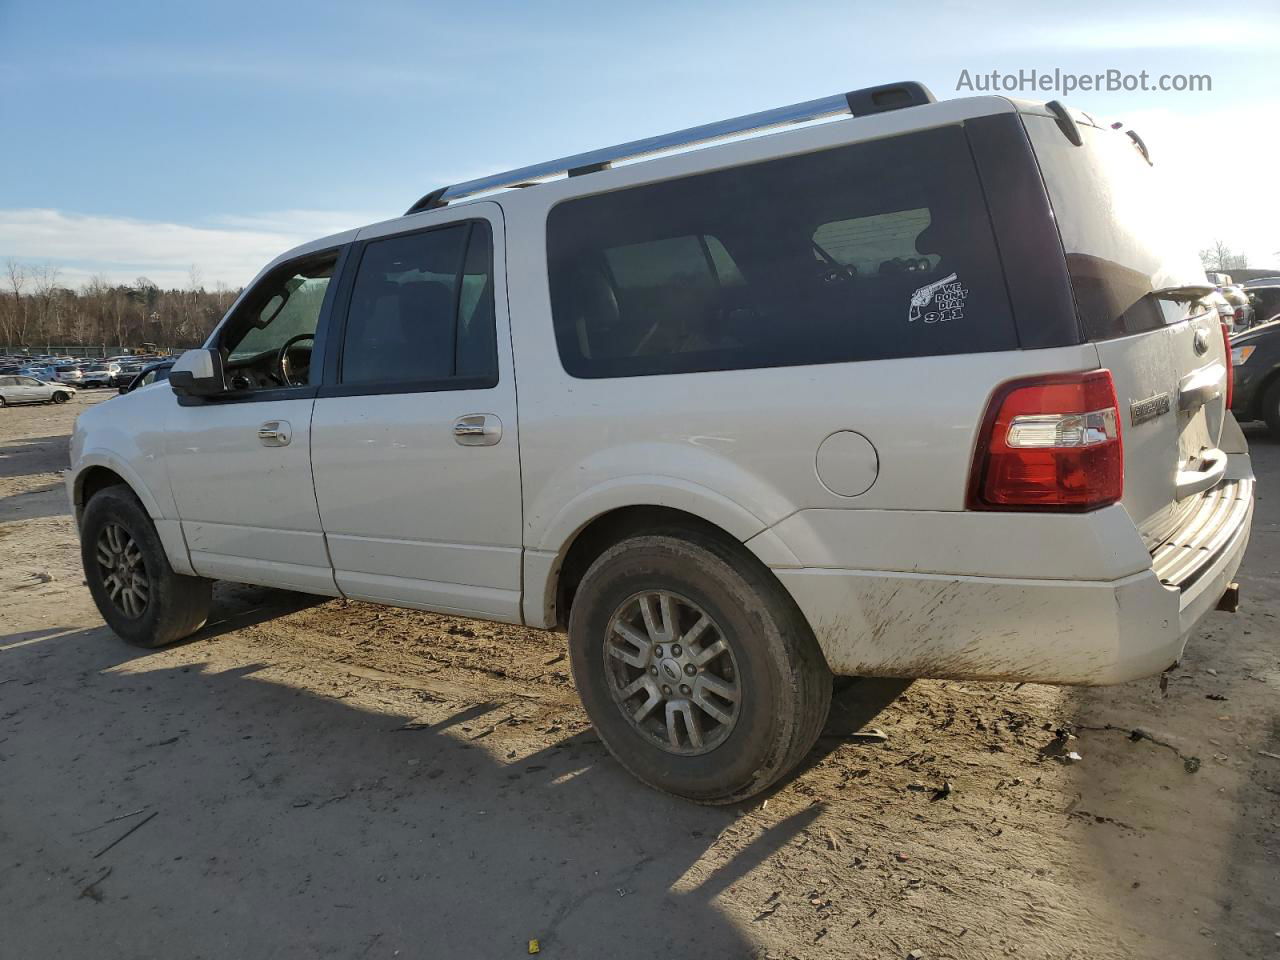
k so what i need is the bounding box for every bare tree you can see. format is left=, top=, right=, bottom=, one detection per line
left=4, top=258, right=29, bottom=346
left=1199, top=240, right=1248, bottom=273
left=2, top=265, right=237, bottom=351
left=27, top=263, right=62, bottom=345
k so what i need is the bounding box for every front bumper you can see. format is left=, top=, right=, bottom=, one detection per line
left=772, top=479, right=1254, bottom=686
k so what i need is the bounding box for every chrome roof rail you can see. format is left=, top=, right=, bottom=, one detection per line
left=405, top=81, right=934, bottom=214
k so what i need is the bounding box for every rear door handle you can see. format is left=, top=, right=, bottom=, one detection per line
left=453, top=414, right=502, bottom=446
left=258, top=420, right=292, bottom=446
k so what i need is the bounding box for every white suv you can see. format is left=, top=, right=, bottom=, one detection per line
left=68, top=83, right=1254, bottom=803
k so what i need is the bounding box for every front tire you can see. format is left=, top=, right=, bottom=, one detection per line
left=81, top=486, right=212, bottom=647
left=51, top=391, right=70, bottom=404
left=568, top=531, right=831, bottom=804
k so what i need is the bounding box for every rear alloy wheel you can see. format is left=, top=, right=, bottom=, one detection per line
left=81, top=486, right=212, bottom=647
left=604, top=590, right=742, bottom=755
left=569, top=531, right=831, bottom=804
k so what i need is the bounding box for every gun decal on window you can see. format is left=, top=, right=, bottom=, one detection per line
left=907, top=272, right=968, bottom=323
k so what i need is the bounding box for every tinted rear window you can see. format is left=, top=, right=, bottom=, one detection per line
left=546, top=125, right=1017, bottom=378
left=1024, top=116, right=1205, bottom=340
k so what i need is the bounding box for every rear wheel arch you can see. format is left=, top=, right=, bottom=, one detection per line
left=551, top=506, right=820, bottom=662
left=554, top=507, right=735, bottom=629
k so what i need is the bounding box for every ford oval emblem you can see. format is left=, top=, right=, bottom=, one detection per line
left=1193, top=328, right=1210, bottom=356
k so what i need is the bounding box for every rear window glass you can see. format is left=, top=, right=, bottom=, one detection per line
left=1024, top=116, right=1205, bottom=340
left=546, top=125, right=1017, bottom=378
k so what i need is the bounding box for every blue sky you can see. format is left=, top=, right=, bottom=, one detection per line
left=2, top=0, right=1278, bottom=288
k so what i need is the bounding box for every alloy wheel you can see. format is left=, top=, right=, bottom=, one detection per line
left=603, top=590, right=741, bottom=755
left=96, top=522, right=149, bottom=618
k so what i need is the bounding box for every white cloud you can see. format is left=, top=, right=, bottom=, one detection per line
left=0, top=208, right=382, bottom=289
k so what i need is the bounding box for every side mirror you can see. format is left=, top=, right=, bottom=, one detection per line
left=169, top=348, right=226, bottom=398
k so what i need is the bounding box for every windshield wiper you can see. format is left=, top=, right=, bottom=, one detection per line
left=1151, top=284, right=1215, bottom=302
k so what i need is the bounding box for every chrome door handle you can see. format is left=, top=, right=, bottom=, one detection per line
left=258, top=420, right=292, bottom=446
left=453, top=413, right=502, bottom=446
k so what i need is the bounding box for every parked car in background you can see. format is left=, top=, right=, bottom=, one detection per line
left=0, top=375, right=76, bottom=406
left=68, top=85, right=1254, bottom=803
left=79, top=363, right=122, bottom=388
left=117, top=360, right=174, bottom=394
left=1230, top=319, right=1280, bottom=438
left=1245, top=284, right=1280, bottom=327
left=110, top=362, right=144, bottom=387
left=1208, top=290, right=1236, bottom=330
left=18, top=365, right=59, bottom=382
left=53, top=364, right=84, bottom=385
left=1220, top=285, right=1254, bottom=331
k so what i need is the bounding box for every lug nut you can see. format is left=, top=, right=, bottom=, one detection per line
left=661, top=685, right=672, bottom=696
left=650, top=666, right=658, bottom=675
left=684, top=664, right=696, bottom=676
left=671, top=644, right=682, bottom=657
left=679, top=684, right=691, bottom=696
left=654, top=646, right=664, bottom=658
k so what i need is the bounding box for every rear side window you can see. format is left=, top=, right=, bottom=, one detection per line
left=546, top=126, right=1016, bottom=378
left=339, top=221, right=497, bottom=387
left=1024, top=116, right=1204, bottom=340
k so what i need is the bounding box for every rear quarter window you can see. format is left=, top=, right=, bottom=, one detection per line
left=546, top=125, right=1018, bottom=378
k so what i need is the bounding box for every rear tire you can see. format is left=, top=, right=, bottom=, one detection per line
left=1263, top=378, right=1280, bottom=441
left=568, top=531, right=831, bottom=804
left=81, top=486, right=212, bottom=647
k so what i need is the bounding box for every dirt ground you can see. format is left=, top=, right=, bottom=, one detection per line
left=1, top=392, right=1278, bottom=960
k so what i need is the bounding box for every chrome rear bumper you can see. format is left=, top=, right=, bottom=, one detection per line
left=1152, top=479, right=1253, bottom=590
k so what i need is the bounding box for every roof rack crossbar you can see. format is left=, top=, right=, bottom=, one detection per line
left=405, top=81, right=934, bottom=214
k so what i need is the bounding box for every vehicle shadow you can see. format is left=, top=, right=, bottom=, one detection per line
left=0, top=481, right=71, bottom=522
left=0, top=601, right=864, bottom=959
left=0, top=435, right=70, bottom=478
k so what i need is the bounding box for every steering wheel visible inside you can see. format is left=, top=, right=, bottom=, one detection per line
left=277, top=333, right=315, bottom=386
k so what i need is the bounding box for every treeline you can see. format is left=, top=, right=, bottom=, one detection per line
left=2, top=259, right=241, bottom=351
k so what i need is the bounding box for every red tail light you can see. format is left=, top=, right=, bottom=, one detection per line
left=969, top=369, right=1123, bottom=511
left=1221, top=321, right=1234, bottom=409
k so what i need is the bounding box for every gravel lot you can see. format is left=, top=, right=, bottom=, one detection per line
left=2, top=391, right=1278, bottom=959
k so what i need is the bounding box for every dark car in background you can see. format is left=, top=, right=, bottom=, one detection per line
left=1231, top=319, right=1280, bottom=438
left=110, top=362, right=145, bottom=387
left=117, top=360, right=174, bottom=394
left=1246, top=284, right=1280, bottom=327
